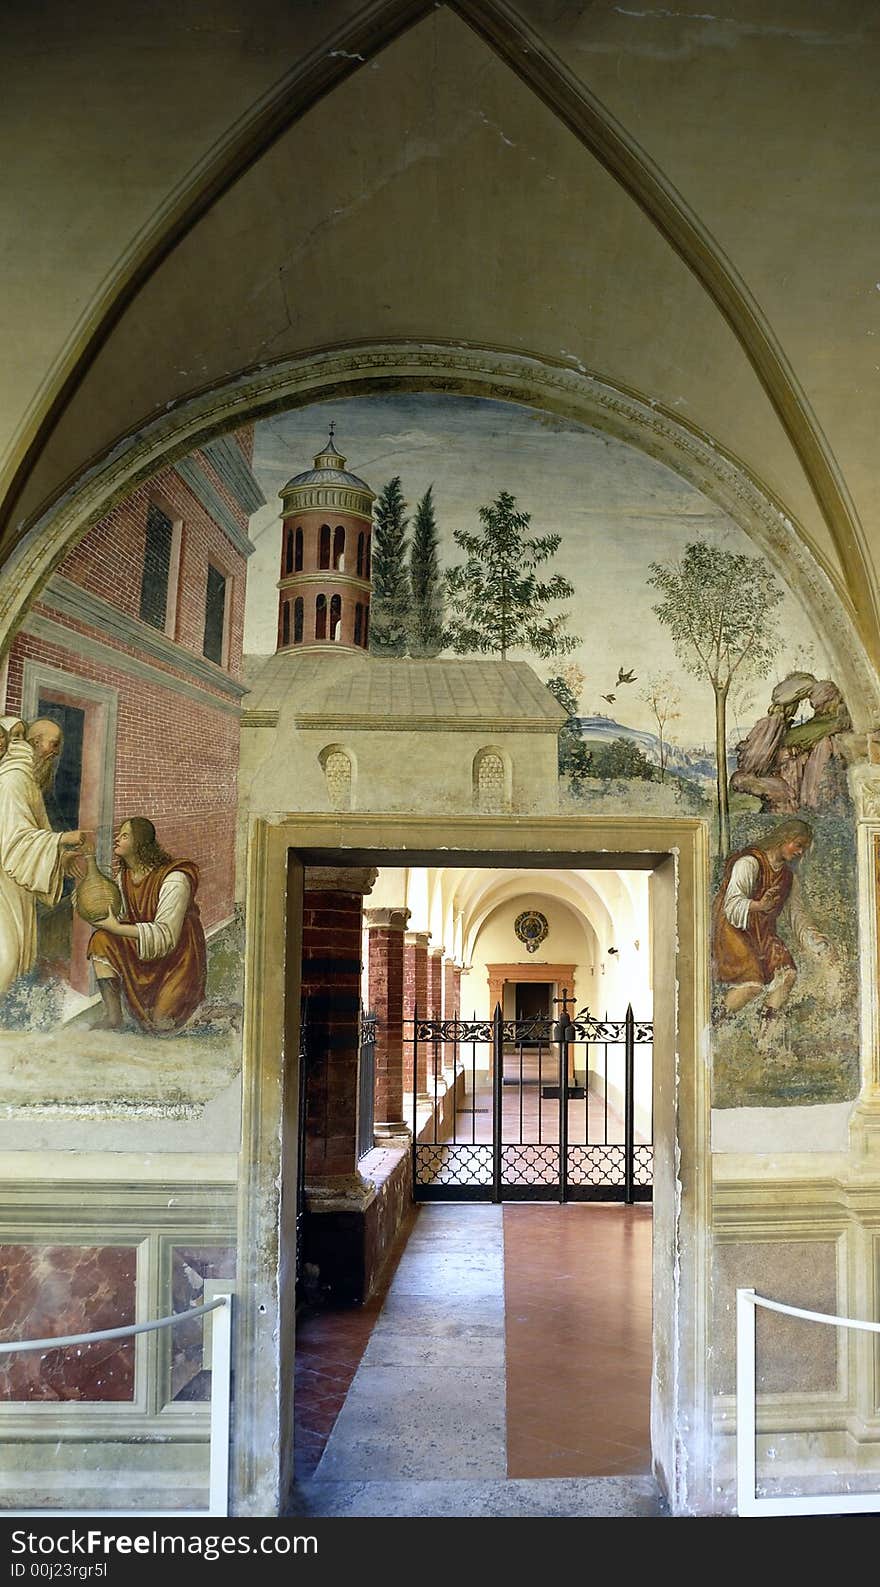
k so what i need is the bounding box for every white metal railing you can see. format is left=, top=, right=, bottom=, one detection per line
left=0, top=1292, right=233, bottom=1518
left=736, top=1286, right=880, bottom=1517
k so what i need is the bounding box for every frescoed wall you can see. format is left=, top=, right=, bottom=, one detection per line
left=0, top=380, right=875, bottom=1514
left=0, top=435, right=257, bottom=1490
left=241, top=393, right=866, bottom=1114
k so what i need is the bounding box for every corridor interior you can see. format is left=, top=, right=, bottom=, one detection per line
left=290, top=1201, right=661, bottom=1519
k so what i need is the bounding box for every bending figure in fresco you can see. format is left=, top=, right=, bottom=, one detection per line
left=0, top=719, right=87, bottom=999
left=728, top=673, right=814, bottom=813
left=729, top=672, right=854, bottom=815
left=87, top=817, right=207, bottom=1033
left=711, top=817, right=831, bottom=1034
left=777, top=677, right=852, bottom=811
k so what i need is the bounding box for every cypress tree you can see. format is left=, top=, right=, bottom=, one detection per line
left=408, top=485, right=444, bottom=657
left=369, top=476, right=410, bottom=656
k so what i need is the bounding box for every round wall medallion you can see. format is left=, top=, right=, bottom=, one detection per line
left=514, top=909, right=549, bottom=955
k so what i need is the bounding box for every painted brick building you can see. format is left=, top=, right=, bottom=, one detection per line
left=3, top=429, right=263, bottom=997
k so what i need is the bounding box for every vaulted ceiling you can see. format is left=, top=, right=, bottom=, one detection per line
left=4, top=0, right=878, bottom=664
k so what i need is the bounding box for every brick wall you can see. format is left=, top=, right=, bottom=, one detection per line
left=4, top=430, right=257, bottom=937
left=57, top=437, right=251, bottom=680
left=300, top=889, right=364, bottom=1178
left=6, top=631, right=237, bottom=931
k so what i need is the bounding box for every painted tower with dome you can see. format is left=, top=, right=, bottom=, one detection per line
left=276, top=426, right=375, bottom=654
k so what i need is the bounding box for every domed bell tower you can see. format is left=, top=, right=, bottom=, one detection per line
left=276, top=425, right=375, bottom=654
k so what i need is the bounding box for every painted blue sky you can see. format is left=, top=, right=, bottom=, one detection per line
left=244, top=393, right=829, bottom=746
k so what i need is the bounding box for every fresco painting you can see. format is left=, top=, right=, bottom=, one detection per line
left=0, top=393, right=867, bottom=1117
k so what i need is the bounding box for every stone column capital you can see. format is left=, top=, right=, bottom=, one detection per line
left=364, top=906, right=411, bottom=931
left=304, top=864, right=378, bottom=896
left=429, top=944, right=446, bottom=958
left=405, top=930, right=432, bottom=949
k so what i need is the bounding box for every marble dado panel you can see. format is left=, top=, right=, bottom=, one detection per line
left=170, top=1245, right=236, bottom=1403
left=0, top=1179, right=237, bottom=1429
left=0, top=1244, right=136, bottom=1402
left=712, top=1238, right=839, bottom=1397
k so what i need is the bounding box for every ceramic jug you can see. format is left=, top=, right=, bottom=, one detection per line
left=75, top=852, right=123, bottom=925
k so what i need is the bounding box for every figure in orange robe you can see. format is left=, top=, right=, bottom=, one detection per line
left=87, top=817, right=206, bottom=1033
left=711, top=817, right=826, bottom=1023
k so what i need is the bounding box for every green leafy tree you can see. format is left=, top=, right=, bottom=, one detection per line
left=591, top=737, right=656, bottom=782
left=648, top=542, right=783, bottom=856
left=444, top=490, right=576, bottom=661
left=546, top=673, right=593, bottom=787
left=369, top=476, right=410, bottom=656
left=408, top=485, right=445, bottom=657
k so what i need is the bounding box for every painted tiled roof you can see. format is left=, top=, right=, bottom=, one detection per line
left=241, top=653, right=567, bottom=731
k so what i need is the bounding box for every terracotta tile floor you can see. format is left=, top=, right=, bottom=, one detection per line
left=293, top=1202, right=418, bottom=1478
left=503, top=1203, right=653, bottom=1478
left=294, top=1199, right=653, bottom=1481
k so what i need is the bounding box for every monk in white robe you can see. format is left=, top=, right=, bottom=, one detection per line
left=0, top=723, right=86, bottom=1000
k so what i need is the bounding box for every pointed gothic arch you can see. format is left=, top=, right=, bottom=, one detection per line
left=2, top=0, right=873, bottom=671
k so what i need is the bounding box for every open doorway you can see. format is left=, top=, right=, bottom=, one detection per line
left=291, top=853, right=657, bottom=1502
left=234, top=815, right=707, bottom=1519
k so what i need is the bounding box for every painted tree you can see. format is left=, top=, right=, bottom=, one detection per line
left=369, top=476, right=411, bottom=656
left=648, top=542, right=783, bottom=856
left=639, top=672, right=681, bottom=782
left=444, top=490, right=576, bottom=661
left=408, top=485, right=445, bottom=657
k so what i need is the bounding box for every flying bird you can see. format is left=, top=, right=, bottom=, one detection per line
left=601, top=693, right=616, bottom=704
left=617, top=668, right=637, bottom=684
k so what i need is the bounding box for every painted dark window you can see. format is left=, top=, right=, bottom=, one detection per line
left=333, top=526, right=345, bottom=570
left=363, top=606, right=369, bottom=647
left=284, top=528, right=293, bottom=575
left=315, top=593, right=327, bottom=640
left=203, top=564, right=227, bottom=664
left=354, top=602, right=363, bottom=646
left=282, top=601, right=290, bottom=646
left=140, top=501, right=173, bottom=631
left=330, top=593, right=342, bottom=640
left=356, top=531, right=365, bottom=577
left=294, top=596, right=304, bottom=643
left=37, top=698, right=83, bottom=833
left=294, top=527, right=303, bottom=572
left=364, top=534, right=371, bottom=581
left=319, top=524, right=331, bottom=570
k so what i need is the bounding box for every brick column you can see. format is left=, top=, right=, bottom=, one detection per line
left=428, top=945, right=446, bottom=1082
left=403, top=930, right=431, bottom=1095
left=365, top=905, right=410, bottom=1144
left=301, top=865, right=377, bottom=1189
left=443, top=956, right=458, bottom=1074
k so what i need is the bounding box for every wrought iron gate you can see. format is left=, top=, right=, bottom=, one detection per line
left=411, top=1004, right=653, bottom=1203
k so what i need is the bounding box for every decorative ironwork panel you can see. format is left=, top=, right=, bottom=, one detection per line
left=568, top=1007, right=653, bottom=1043
left=501, top=1144, right=560, bottom=1185
left=414, top=1018, right=494, bottom=1044
left=633, top=1144, right=654, bottom=1186
left=415, top=1144, right=494, bottom=1186
left=567, top=1144, right=626, bottom=1186
left=501, top=1017, right=554, bottom=1044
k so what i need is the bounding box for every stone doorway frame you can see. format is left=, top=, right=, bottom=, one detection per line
left=234, top=810, right=711, bottom=1518
left=488, top=962, right=577, bottom=1019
